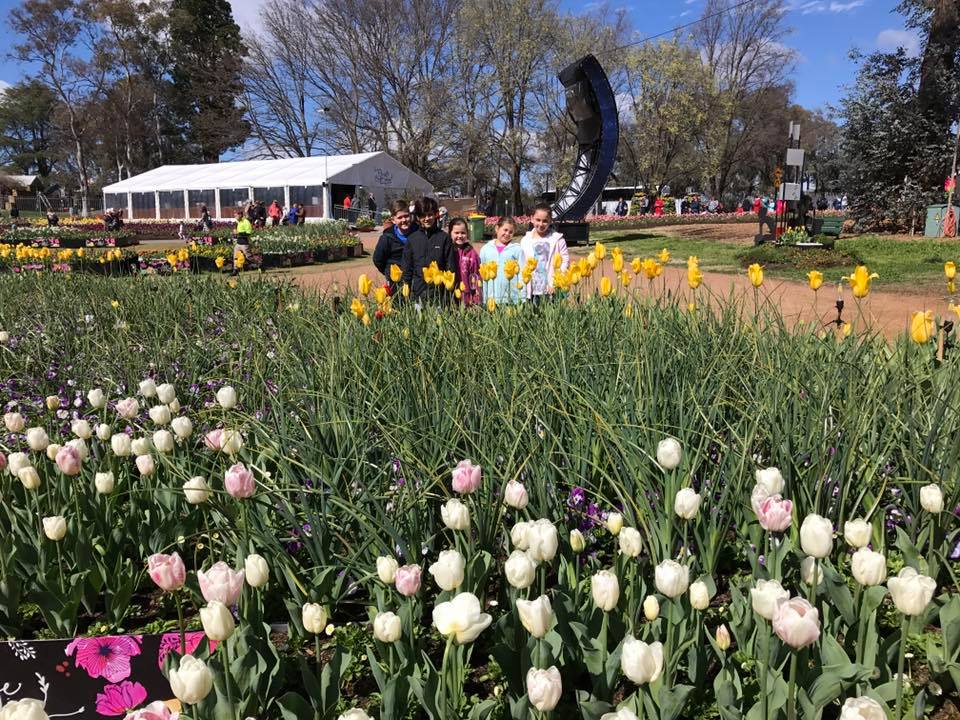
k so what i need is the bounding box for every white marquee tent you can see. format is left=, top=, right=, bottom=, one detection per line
left=101, top=152, right=433, bottom=221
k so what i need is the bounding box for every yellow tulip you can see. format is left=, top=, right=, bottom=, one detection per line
left=687, top=265, right=703, bottom=289
left=623, top=303, right=633, bottom=318
left=373, top=287, right=387, bottom=305
left=807, top=270, right=823, bottom=291
left=361, top=313, right=371, bottom=326
left=688, top=302, right=696, bottom=312
left=658, top=248, right=670, bottom=264
left=442, top=271, right=456, bottom=291
left=402, top=283, right=410, bottom=298
left=390, top=264, right=403, bottom=283
left=504, top=259, right=519, bottom=280
left=612, top=252, right=624, bottom=273
left=747, top=263, right=763, bottom=288
left=594, top=242, right=606, bottom=260
left=454, top=288, right=462, bottom=299
left=350, top=297, right=365, bottom=319
left=620, top=271, right=633, bottom=287
left=845, top=265, right=878, bottom=298
left=599, top=276, right=612, bottom=297
left=553, top=253, right=562, bottom=270
left=641, top=258, right=662, bottom=280
left=587, top=252, right=598, bottom=270
left=486, top=297, right=496, bottom=312
left=687, top=255, right=699, bottom=269
left=76, top=248, right=85, bottom=258
left=910, top=310, right=934, bottom=344
left=842, top=322, right=852, bottom=337
left=110, top=299, right=120, bottom=309
left=631, top=257, right=642, bottom=274
left=234, top=252, right=245, bottom=269
left=945, top=261, right=956, bottom=281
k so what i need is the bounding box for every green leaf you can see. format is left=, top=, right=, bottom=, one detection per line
left=276, top=692, right=315, bottom=720
left=821, top=562, right=856, bottom=627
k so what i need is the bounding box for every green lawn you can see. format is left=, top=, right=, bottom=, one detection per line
left=583, top=229, right=960, bottom=289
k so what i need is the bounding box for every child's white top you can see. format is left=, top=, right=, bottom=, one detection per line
left=519, top=229, right=569, bottom=297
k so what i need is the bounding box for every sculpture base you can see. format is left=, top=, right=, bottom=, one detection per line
left=556, top=221, right=590, bottom=246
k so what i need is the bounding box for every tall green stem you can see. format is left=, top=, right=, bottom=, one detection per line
left=894, top=614, right=909, bottom=720
left=440, top=634, right=456, bottom=719
left=664, top=599, right=673, bottom=691
left=786, top=651, right=798, bottom=720
left=174, top=589, right=186, bottom=655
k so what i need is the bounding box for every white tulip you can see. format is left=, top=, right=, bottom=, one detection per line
left=432, top=592, right=492, bottom=644
left=920, top=484, right=944, bottom=514
left=601, top=710, right=640, bottom=720
left=171, top=416, right=193, bottom=439
left=244, top=554, right=269, bottom=588
left=221, top=429, right=243, bottom=455
left=95, top=471, right=115, bottom=495
left=621, top=636, right=664, bottom=684
left=656, top=437, right=682, bottom=470
left=153, top=430, right=174, bottom=454
left=526, top=666, right=562, bottom=711
left=71, top=419, right=92, bottom=440
left=0, top=698, right=49, bottom=720
left=689, top=580, right=710, bottom=610
left=516, top=595, right=553, bottom=638
left=441, top=498, right=470, bottom=531
left=800, top=556, right=823, bottom=586
left=843, top=518, right=872, bottom=548
left=18, top=465, right=41, bottom=490
left=131, top=436, right=152, bottom=456
left=168, top=398, right=180, bottom=414
left=887, top=567, right=936, bottom=616
left=592, top=570, right=620, bottom=611
left=111, top=433, right=132, bottom=456
left=851, top=548, right=887, bottom=587
left=674, top=487, right=701, bottom=519
left=168, top=654, right=213, bottom=704
left=135, top=454, right=155, bottom=476
left=216, top=385, right=238, bottom=409
left=503, top=479, right=529, bottom=509
left=618, top=527, right=642, bottom=557
left=183, top=476, right=212, bottom=504
left=8, top=451, right=30, bottom=475
left=302, top=603, right=328, bottom=634
left=42, top=515, right=66, bottom=541
left=87, top=388, right=107, bottom=409
left=570, top=529, right=586, bottom=553
left=377, top=556, right=399, bottom=584
left=839, top=696, right=886, bottom=720
left=337, top=711, right=371, bottom=720
left=373, top=611, right=402, bottom=643
left=199, top=601, right=235, bottom=641
left=156, top=383, right=176, bottom=404
left=750, top=579, right=789, bottom=621
left=755, top=467, right=785, bottom=495
left=148, top=405, right=171, bottom=426
left=139, top=378, right=157, bottom=397
left=654, top=560, right=689, bottom=598
left=429, top=549, right=465, bottom=591
left=0, top=330, right=8, bottom=343
left=605, top=512, right=623, bottom=536
left=643, top=595, right=659, bottom=621
left=25, top=427, right=49, bottom=452
left=45, top=444, right=61, bottom=461
left=511, top=520, right=531, bottom=549
left=3, top=411, right=25, bottom=432
left=95, top=423, right=112, bottom=441
left=799, top=513, right=833, bottom=558
left=504, top=549, right=537, bottom=589
left=45, top=395, right=60, bottom=411
left=526, top=519, right=559, bottom=562
left=66, top=438, right=88, bottom=460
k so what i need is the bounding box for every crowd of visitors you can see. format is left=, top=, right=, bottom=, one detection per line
left=373, top=197, right=569, bottom=307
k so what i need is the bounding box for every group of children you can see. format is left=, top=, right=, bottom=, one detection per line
left=372, top=198, right=570, bottom=306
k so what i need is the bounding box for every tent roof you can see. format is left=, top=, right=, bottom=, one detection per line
left=101, top=152, right=432, bottom=193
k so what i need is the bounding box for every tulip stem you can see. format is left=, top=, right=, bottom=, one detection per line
left=440, top=634, right=456, bottom=719
left=175, top=590, right=186, bottom=655
left=786, top=651, right=798, bottom=720
left=894, top=614, right=909, bottom=720
left=664, top=600, right=673, bottom=691
left=599, top=611, right=609, bottom=673
left=316, top=635, right=322, bottom=675
left=758, top=622, right=768, bottom=720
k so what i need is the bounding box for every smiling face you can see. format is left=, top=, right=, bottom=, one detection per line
left=418, top=210, right=437, bottom=230
left=451, top=222, right=469, bottom=244
left=496, top=222, right=515, bottom=244
left=531, top=209, right=551, bottom=237
left=393, top=209, right=413, bottom=233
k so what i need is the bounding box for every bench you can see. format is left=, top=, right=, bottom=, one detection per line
left=812, top=216, right=843, bottom=238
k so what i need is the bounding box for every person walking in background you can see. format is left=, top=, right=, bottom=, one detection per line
left=450, top=217, right=481, bottom=306
left=287, top=203, right=299, bottom=226
left=233, top=209, right=253, bottom=276
left=296, top=203, right=306, bottom=225
left=401, top=197, right=458, bottom=304
left=197, top=205, right=213, bottom=231
left=479, top=216, right=524, bottom=305
left=654, top=196, right=664, bottom=217
left=268, top=200, right=282, bottom=226
left=615, top=197, right=628, bottom=217
left=373, top=199, right=417, bottom=292
left=519, top=203, right=568, bottom=301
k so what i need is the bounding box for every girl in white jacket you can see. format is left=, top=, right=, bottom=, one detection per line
left=519, top=203, right=569, bottom=300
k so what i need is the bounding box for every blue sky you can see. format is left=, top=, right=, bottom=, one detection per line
left=0, top=0, right=920, bottom=113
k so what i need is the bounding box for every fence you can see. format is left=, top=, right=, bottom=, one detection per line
left=6, top=194, right=104, bottom=216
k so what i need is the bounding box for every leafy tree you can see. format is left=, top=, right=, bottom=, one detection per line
left=0, top=79, right=57, bottom=177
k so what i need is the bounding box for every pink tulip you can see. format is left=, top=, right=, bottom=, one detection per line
left=224, top=463, right=254, bottom=498
left=451, top=460, right=482, bottom=494
left=395, top=564, right=422, bottom=596
left=198, top=561, right=245, bottom=605
left=55, top=445, right=82, bottom=476
left=147, top=552, right=186, bottom=592
left=772, top=596, right=820, bottom=649
left=204, top=429, right=223, bottom=451
left=757, top=494, right=793, bottom=532
left=0, top=452, right=6, bottom=471
left=123, top=700, right=180, bottom=720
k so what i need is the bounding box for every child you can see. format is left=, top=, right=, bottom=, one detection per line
left=373, top=199, right=417, bottom=292
left=450, top=217, right=481, bottom=306
left=479, top=216, right=524, bottom=305
left=401, top=197, right=457, bottom=303
left=519, top=203, right=569, bottom=301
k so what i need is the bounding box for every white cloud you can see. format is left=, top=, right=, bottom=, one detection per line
left=876, top=28, right=921, bottom=57
left=229, top=0, right=264, bottom=32
left=829, top=0, right=863, bottom=10
left=787, top=0, right=863, bottom=12
left=0, top=80, right=11, bottom=95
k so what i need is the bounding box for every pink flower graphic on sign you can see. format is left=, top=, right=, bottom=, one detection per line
left=95, top=680, right=148, bottom=716
left=65, top=636, right=142, bottom=683
left=156, top=631, right=218, bottom=669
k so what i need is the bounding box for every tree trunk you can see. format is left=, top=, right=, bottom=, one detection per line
left=917, top=0, right=960, bottom=124
left=69, top=110, right=89, bottom=217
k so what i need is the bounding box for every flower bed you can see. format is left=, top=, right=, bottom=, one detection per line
left=0, top=273, right=957, bottom=719
left=0, top=226, right=137, bottom=248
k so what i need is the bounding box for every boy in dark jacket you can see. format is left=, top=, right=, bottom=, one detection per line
left=373, top=199, right=416, bottom=292
left=401, top=197, right=458, bottom=303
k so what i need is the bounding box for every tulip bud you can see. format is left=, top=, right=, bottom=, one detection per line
left=199, top=601, right=235, bottom=641
left=139, top=378, right=157, bottom=397
left=394, top=564, right=421, bottom=596
left=116, top=397, right=139, bottom=420
left=716, top=624, right=731, bottom=651
left=526, top=519, right=558, bottom=562
left=42, top=515, right=67, bottom=541
left=338, top=710, right=372, bottom=720
left=183, top=476, right=212, bottom=504
left=429, top=549, right=465, bottom=591
left=755, top=467, right=785, bottom=495
left=799, top=513, right=833, bottom=559
left=18, top=465, right=41, bottom=490
left=674, top=487, right=701, bottom=519
left=839, top=696, right=887, bottom=720
left=96, top=423, right=112, bottom=441
left=135, top=454, right=155, bottom=476
left=851, top=548, right=887, bottom=587
left=148, top=405, right=171, bottom=426
left=920, top=484, right=944, bottom=514
left=843, top=518, right=872, bottom=549
left=153, top=430, right=174, bottom=454
left=0, top=331, right=7, bottom=343
left=605, top=512, right=623, bottom=536
left=156, top=383, right=176, bottom=405
left=25, top=427, right=49, bottom=452
left=654, top=560, right=690, bottom=598
left=373, top=611, right=402, bottom=643
left=46, top=395, right=61, bottom=411
left=643, top=595, right=659, bottom=621
left=95, top=471, right=115, bottom=495
left=511, top=521, right=531, bottom=549
left=87, top=388, right=107, bottom=409
left=216, top=385, right=238, bottom=410
left=570, top=529, right=586, bottom=553
left=516, top=595, right=554, bottom=638
left=220, top=429, right=243, bottom=455
left=772, top=597, right=820, bottom=649
left=525, top=666, right=562, bottom=712
left=689, top=580, right=710, bottom=610
left=7, top=451, right=29, bottom=476
left=656, top=437, right=682, bottom=470
left=592, top=570, right=620, bottom=611
left=111, top=433, right=132, bottom=456
left=45, top=444, right=61, bottom=461
left=168, top=397, right=181, bottom=414
left=377, top=556, right=399, bottom=584
left=171, top=416, right=193, bottom=439
left=800, top=556, right=823, bottom=586
left=621, top=636, right=664, bottom=684
left=245, top=554, right=269, bottom=588
left=302, top=603, right=328, bottom=634
left=503, top=479, right=529, bottom=509
left=168, top=654, right=213, bottom=705
left=441, top=498, right=470, bottom=531
left=66, top=438, right=88, bottom=460
left=887, top=567, right=936, bottom=616
left=618, top=527, right=642, bottom=557
left=131, top=436, right=152, bottom=456
left=504, top=550, right=536, bottom=589
left=148, top=552, right=186, bottom=591
left=3, top=412, right=25, bottom=432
